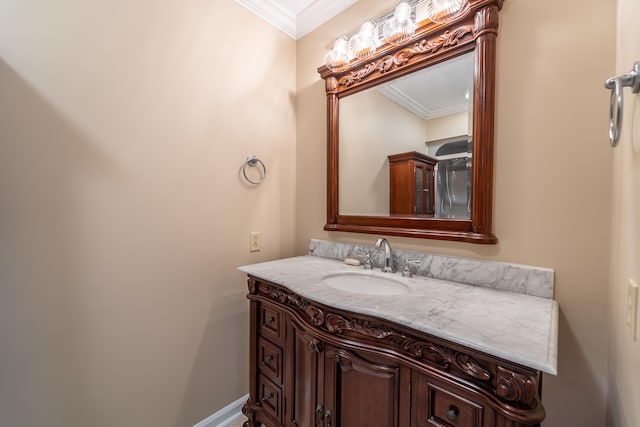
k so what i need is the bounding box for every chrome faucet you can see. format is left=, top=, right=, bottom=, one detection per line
left=375, top=238, right=395, bottom=273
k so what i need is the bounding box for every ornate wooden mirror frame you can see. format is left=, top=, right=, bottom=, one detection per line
left=318, top=0, right=503, bottom=244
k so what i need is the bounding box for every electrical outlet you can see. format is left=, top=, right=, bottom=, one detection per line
left=628, top=279, right=639, bottom=340
left=250, top=232, right=262, bottom=252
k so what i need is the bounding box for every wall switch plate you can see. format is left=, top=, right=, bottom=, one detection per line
left=250, top=232, right=262, bottom=252
left=628, top=279, right=639, bottom=340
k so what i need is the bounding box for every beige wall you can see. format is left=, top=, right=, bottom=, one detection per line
left=340, top=89, right=426, bottom=215
left=424, top=111, right=471, bottom=143
left=296, top=1, right=616, bottom=426
left=0, top=0, right=296, bottom=426
left=0, top=0, right=630, bottom=425
left=606, top=0, right=640, bottom=424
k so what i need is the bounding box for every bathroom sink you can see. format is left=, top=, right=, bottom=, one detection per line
left=322, top=273, right=410, bottom=295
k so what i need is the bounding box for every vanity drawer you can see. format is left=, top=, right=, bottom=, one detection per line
left=258, top=337, right=282, bottom=385
left=413, top=371, right=487, bottom=427
left=258, top=302, right=283, bottom=345
left=426, top=383, right=484, bottom=427
left=258, top=374, right=282, bottom=424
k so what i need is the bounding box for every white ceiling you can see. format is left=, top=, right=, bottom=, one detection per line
left=234, top=0, right=359, bottom=39
left=377, top=52, right=474, bottom=120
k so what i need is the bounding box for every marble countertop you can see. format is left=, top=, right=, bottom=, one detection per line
left=239, top=255, right=558, bottom=375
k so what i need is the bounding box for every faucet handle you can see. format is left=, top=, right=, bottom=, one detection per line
left=374, top=238, right=389, bottom=248
left=401, top=260, right=421, bottom=277
left=363, top=253, right=373, bottom=270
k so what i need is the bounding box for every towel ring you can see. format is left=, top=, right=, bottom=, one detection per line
left=242, top=155, right=266, bottom=185
left=605, top=61, right=640, bottom=147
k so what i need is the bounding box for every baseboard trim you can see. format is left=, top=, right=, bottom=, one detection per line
left=193, top=394, right=248, bottom=427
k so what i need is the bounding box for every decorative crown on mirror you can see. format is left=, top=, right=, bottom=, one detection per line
left=324, top=0, right=470, bottom=71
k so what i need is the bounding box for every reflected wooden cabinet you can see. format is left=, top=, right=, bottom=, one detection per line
left=388, top=152, right=437, bottom=216
left=243, top=277, right=546, bottom=427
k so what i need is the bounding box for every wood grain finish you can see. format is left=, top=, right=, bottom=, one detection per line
left=318, top=0, right=503, bottom=244
left=388, top=151, right=438, bottom=216
left=244, top=277, right=546, bottom=427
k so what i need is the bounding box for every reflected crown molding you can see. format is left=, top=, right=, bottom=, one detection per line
left=377, top=85, right=469, bottom=120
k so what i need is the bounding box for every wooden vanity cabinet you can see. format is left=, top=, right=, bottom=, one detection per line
left=284, top=315, right=321, bottom=426
left=388, top=151, right=438, bottom=216
left=323, top=345, right=411, bottom=426
left=243, top=277, right=545, bottom=427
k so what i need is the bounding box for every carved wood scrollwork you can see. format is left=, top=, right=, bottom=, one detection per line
left=253, top=281, right=493, bottom=382
left=326, top=313, right=491, bottom=381
left=247, top=278, right=258, bottom=295
left=302, top=331, right=323, bottom=353
left=305, top=305, right=326, bottom=327
left=496, top=366, right=540, bottom=406
left=326, top=313, right=396, bottom=338
left=334, top=352, right=353, bottom=371
left=474, top=4, right=500, bottom=37
left=325, top=76, right=338, bottom=94
left=338, top=24, right=474, bottom=90
left=395, top=336, right=493, bottom=382
left=242, top=401, right=259, bottom=427
left=250, top=279, right=544, bottom=412
left=256, top=283, right=326, bottom=326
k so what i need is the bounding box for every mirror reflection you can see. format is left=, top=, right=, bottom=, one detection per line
left=339, top=51, right=474, bottom=219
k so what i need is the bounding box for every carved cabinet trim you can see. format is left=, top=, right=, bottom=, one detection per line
left=245, top=277, right=545, bottom=426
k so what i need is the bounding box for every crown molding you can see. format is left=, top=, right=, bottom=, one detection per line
left=296, top=0, right=358, bottom=39
left=377, top=85, right=469, bottom=120
left=235, top=0, right=358, bottom=40
left=235, top=0, right=296, bottom=39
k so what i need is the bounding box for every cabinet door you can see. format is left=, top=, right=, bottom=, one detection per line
left=284, top=316, right=322, bottom=427
left=322, top=345, right=410, bottom=427
left=415, top=163, right=426, bottom=214
left=389, top=160, right=415, bottom=215
left=415, top=163, right=435, bottom=215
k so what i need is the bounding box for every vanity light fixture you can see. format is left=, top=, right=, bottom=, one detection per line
left=381, top=1, right=416, bottom=45
left=323, top=0, right=469, bottom=72
left=425, top=0, right=468, bottom=24
left=324, top=35, right=350, bottom=72
left=349, top=20, right=377, bottom=59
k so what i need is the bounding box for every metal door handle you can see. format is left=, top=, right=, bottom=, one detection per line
left=605, top=61, right=640, bottom=147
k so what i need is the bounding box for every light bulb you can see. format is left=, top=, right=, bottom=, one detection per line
left=425, top=0, right=467, bottom=24
left=349, top=20, right=377, bottom=59
left=324, top=35, right=350, bottom=72
left=382, top=1, right=416, bottom=45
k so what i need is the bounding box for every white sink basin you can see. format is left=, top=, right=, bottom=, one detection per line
left=322, top=273, right=410, bottom=295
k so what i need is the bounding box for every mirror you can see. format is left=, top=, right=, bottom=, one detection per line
left=318, top=0, right=502, bottom=243
left=339, top=52, right=474, bottom=218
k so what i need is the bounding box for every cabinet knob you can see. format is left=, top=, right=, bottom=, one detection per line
left=265, top=317, right=275, bottom=325
left=315, top=404, right=323, bottom=425
left=261, top=392, right=273, bottom=402
left=446, top=408, right=458, bottom=422
left=261, top=355, right=273, bottom=364
left=324, top=409, right=333, bottom=427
